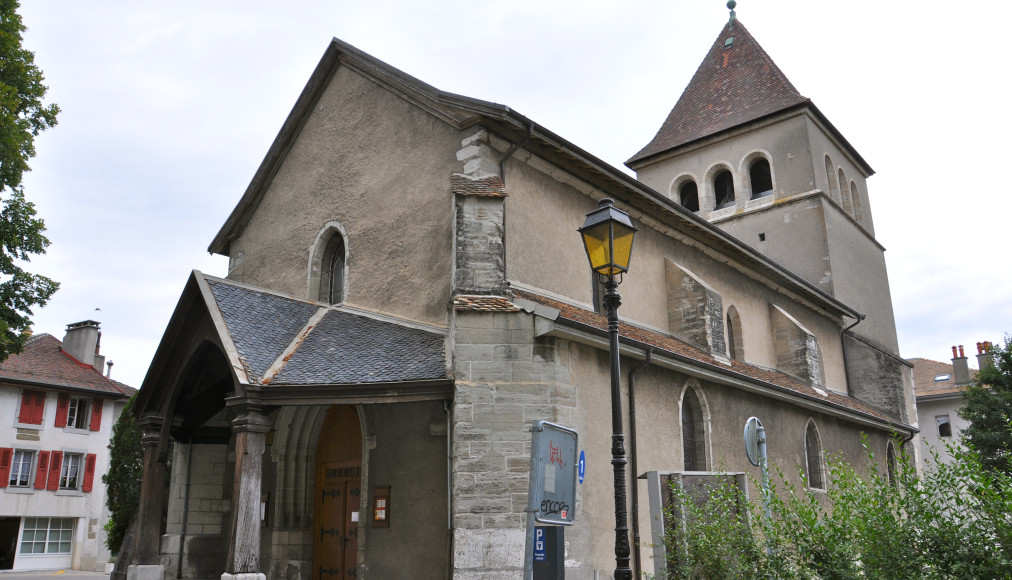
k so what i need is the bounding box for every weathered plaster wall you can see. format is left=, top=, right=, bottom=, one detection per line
left=226, top=64, right=459, bottom=327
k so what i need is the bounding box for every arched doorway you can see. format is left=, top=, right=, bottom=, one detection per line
left=313, top=406, right=362, bottom=580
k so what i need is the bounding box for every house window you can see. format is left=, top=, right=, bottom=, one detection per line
left=320, top=234, right=346, bottom=304
left=10, top=450, right=35, bottom=487
left=887, top=442, right=897, bottom=487
left=681, top=387, right=707, bottom=471
left=805, top=422, right=824, bottom=489
left=749, top=158, right=773, bottom=199
left=66, top=398, right=90, bottom=430
left=936, top=415, right=952, bottom=438
left=17, top=390, right=45, bottom=425
left=713, top=170, right=735, bottom=209
left=59, top=453, right=83, bottom=490
left=20, top=517, right=74, bottom=554
left=679, top=181, right=700, bottom=212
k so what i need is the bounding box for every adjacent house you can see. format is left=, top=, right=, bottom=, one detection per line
left=127, top=11, right=915, bottom=580
left=911, top=342, right=992, bottom=471
left=0, top=321, right=135, bottom=572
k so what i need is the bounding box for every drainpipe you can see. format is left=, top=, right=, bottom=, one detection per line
left=498, top=122, right=533, bottom=185
left=840, top=314, right=865, bottom=397
left=627, top=347, right=653, bottom=579
left=444, top=400, right=453, bottom=580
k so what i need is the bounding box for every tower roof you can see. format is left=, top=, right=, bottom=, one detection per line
left=627, top=19, right=809, bottom=166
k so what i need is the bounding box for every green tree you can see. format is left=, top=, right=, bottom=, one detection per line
left=102, top=395, right=143, bottom=555
left=0, top=0, right=59, bottom=361
left=959, top=335, right=1012, bottom=474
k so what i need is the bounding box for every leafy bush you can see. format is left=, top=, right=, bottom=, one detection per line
left=662, top=439, right=1012, bottom=579
left=102, top=394, right=143, bottom=555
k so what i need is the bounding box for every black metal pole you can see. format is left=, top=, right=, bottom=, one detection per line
left=603, top=276, right=632, bottom=580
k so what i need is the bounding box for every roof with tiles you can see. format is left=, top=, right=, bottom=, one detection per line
left=204, top=277, right=448, bottom=386
left=0, top=333, right=135, bottom=397
left=451, top=175, right=508, bottom=197
left=627, top=19, right=808, bottom=166
left=453, top=295, right=520, bottom=312
left=910, top=357, right=973, bottom=398
left=512, top=288, right=905, bottom=426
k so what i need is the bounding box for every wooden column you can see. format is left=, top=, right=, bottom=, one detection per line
left=225, top=401, right=272, bottom=575
left=133, top=416, right=167, bottom=565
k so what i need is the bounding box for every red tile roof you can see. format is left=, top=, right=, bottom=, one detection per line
left=451, top=174, right=508, bottom=197
left=512, top=288, right=905, bottom=427
left=454, top=295, right=520, bottom=312
left=909, top=357, right=973, bottom=398
left=0, top=333, right=135, bottom=397
left=627, top=19, right=808, bottom=165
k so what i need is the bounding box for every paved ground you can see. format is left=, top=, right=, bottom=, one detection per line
left=0, top=571, right=109, bottom=580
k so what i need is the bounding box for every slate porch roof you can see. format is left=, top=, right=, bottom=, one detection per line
left=511, top=288, right=912, bottom=431
left=201, top=274, right=448, bottom=387
left=0, top=333, right=135, bottom=397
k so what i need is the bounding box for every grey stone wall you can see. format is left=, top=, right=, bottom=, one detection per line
left=451, top=310, right=576, bottom=579
left=770, top=304, right=824, bottom=388
left=162, top=443, right=231, bottom=579
left=454, top=195, right=506, bottom=295
left=843, top=333, right=910, bottom=422
left=665, top=260, right=726, bottom=355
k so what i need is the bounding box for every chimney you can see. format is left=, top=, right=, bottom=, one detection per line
left=62, top=321, right=103, bottom=372
left=952, top=344, right=970, bottom=385
left=106, top=360, right=114, bottom=379
left=977, top=341, right=995, bottom=371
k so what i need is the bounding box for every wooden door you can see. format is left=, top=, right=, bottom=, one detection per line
left=314, top=406, right=362, bottom=580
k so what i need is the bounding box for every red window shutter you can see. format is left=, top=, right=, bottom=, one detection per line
left=0, top=448, right=12, bottom=488
left=19, top=391, right=45, bottom=425
left=34, top=451, right=49, bottom=490
left=89, top=398, right=104, bottom=431
left=47, top=451, right=63, bottom=490
left=82, top=454, right=97, bottom=492
left=55, top=394, right=70, bottom=428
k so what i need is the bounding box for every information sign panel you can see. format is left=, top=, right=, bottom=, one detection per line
left=529, top=421, right=578, bottom=525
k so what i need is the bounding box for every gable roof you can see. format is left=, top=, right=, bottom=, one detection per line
left=625, top=20, right=872, bottom=173
left=206, top=36, right=861, bottom=324
left=0, top=333, right=135, bottom=397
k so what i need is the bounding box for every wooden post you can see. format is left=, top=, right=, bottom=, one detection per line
left=225, top=402, right=272, bottom=575
left=134, top=416, right=166, bottom=565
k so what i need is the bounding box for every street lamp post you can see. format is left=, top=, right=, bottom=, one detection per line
left=579, top=198, right=638, bottom=580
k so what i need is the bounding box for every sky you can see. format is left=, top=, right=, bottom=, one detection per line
left=15, top=0, right=1012, bottom=389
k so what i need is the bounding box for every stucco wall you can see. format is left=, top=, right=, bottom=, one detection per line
left=225, top=64, right=459, bottom=327
left=916, top=396, right=967, bottom=473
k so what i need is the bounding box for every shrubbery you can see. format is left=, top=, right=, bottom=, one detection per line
left=663, top=440, right=1012, bottom=579
left=102, top=394, right=143, bottom=555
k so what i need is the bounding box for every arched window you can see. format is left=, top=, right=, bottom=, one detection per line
left=679, top=181, right=700, bottom=212
left=682, top=386, right=707, bottom=471
left=850, top=181, right=865, bottom=223
left=713, top=170, right=735, bottom=209
left=726, top=306, right=743, bottom=361
left=824, top=155, right=840, bottom=203
left=320, top=234, right=346, bottom=304
left=838, top=168, right=853, bottom=215
left=886, top=441, right=897, bottom=487
left=805, top=421, right=824, bottom=489
left=749, top=158, right=773, bottom=199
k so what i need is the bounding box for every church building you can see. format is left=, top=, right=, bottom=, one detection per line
left=127, top=8, right=915, bottom=580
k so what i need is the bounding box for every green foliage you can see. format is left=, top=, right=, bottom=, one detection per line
left=960, top=335, right=1012, bottom=474
left=662, top=439, right=1012, bottom=579
left=102, top=395, right=143, bottom=555
left=0, top=0, right=59, bottom=361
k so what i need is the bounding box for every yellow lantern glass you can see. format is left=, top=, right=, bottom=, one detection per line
left=579, top=198, right=637, bottom=278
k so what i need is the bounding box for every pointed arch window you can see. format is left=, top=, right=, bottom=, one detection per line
left=714, top=170, right=735, bottom=209
left=850, top=181, right=865, bottom=223
left=886, top=441, right=897, bottom=487
left=679, top=181, right=700, bottom=212
left=682, top=387, right=707, bottom=471
left=749, top=158, right=773, bottom=199
left=805, top=421, right=824, bottom=489
left=824, top=155, right=840, bottom=203
left=320, top=234, right=346, bottom=304
left=838, top=168, right=853, bottom=215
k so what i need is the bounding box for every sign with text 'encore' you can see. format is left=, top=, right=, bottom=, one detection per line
left=529, top=421, right=578, bottom=526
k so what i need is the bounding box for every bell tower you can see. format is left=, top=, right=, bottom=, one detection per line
left=627, top=4, right=912, bottom=420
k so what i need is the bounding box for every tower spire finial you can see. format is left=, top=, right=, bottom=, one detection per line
left=727, top=0, right=737, bottom=28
